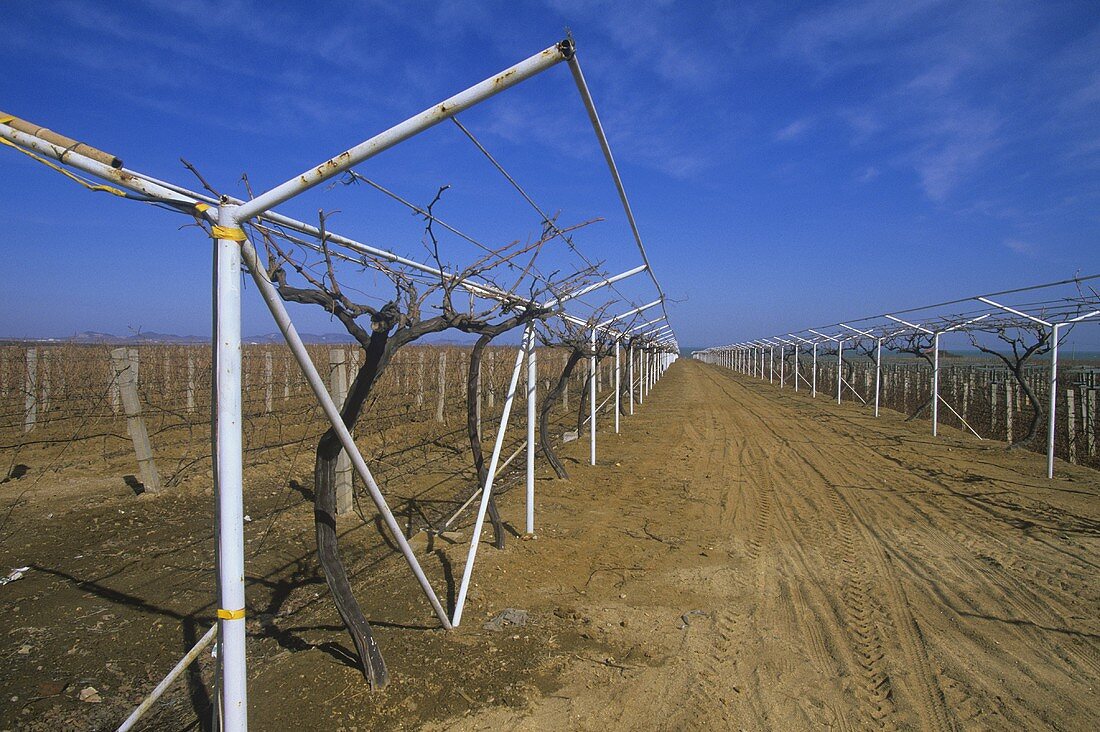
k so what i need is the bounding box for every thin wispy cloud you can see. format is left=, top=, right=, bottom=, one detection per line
left=775, top=119, right=813, bottom=142
left=776, top=0, right=1048, bottom=205
left=856, top=166, right=879, bottom=183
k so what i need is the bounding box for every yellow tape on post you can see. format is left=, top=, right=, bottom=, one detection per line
left=217, top=608, right=246, bottom=620
left=211, top=225, right=247, bottom=241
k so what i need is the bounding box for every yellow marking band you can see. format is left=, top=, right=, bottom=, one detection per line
left=194, top=202, right=211, bottom=213
left=211, top=225, right=247, bottom=241
left=0, top=116, right=14, bottom=125
left=217, top=608, right=246, bottom=620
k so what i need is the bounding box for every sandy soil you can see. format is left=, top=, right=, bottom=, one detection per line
left=1, top=360, right=1097, bottom=730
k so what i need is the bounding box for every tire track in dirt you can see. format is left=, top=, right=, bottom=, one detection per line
left=699, top=366, right=956, bottom=731
left=781, top=396, right=1100, bottom=690
left=832, top=489, right=955, bottom=732
left=724, top=366, right=1099, bottom=730
left=697, top=369, right=905, bottom=729
left=669, top=380, right=762, bottom=731
left=766, top=452, right=903, bottom=731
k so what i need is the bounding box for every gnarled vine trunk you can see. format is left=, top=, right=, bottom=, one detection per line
left=313, top=329, right=390, bottom=688
left=1007, top=363, right=1045, bottom=447
left=540, top=348, right=584, bottom=479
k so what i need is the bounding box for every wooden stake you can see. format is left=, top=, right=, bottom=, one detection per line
left=23, top=347, right=37, bottom=433
left=186, top=352, right=196, bottom=413
left=487, top=350, right=496, bottom=409
left=417, top=350, right=425, bottom=409
left=436, top=351, right=447, bottom=423
left=283, top=355, right=291, bottom=402
left=1067, top=388, right=1078, bottom=464
left=109, top=354, right=121, bottom=415
left=39, top=351, right=51, bottom=416
left=264, top=350, right=273, bottom=415
left=1087, top=388, right=1096, bottom=457
left=110, top=347, right=161, bottom=494
left=329, top=349, right=352, bottom=515
left=990, top=382, right=997, bottom=435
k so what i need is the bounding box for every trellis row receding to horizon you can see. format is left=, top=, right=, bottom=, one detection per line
left=694, top=275, right=1100, bottom=482
left=1, top=38, right=680, bottom=732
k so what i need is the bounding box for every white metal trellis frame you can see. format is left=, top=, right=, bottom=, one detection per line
left=789, top=334, right=816, bottom=393
left=885, top=313, right=990, bottom=436
left=977, top=297, right=1100, bottom=478
left=694, top=277, right=1100, bottom=481
left=808, top=329, right=848, bottom=405
left=1, top=37, right=686, bottom=732
left=839, top=324, right=876, bottom=414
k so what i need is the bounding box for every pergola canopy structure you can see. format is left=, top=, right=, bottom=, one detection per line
left=695, top=276, right=1100, bottom=480
left=2, top=37, right=680, bottom=732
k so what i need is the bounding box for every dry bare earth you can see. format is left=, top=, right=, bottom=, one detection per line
left=1, top=360, right=1097, bottom=730
left=440, top=360, right=1100, bottom=731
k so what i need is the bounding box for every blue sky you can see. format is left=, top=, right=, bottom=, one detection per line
left=1, top=0, right=1097, bottom=347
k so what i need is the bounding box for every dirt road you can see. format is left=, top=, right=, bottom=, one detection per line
left=441, top=360, right=1099, bottom=731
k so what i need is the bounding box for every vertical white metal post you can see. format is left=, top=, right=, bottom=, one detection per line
left=812, top=343, right=818, bottom=397
left=796, top=345, right=805, bottom=391
left=628, top=342, right=635, bottom=414
left=836, top=340, right=843, bottom=404
left=614, top=339, right=621, bottom=433
left=214, top=204, right=247, bottom=732
left=769, top=346, right=774, bottom=384
left=874, top=338, right=882, bottom=418
left=589, top=329, right=597, bottom=466
left=453, top=329, right=532, bottom=626
left=932, top=332, right=940, bottom=436
left=526, top=325, right=536, bottom=534
left=779, top=345, right=786, bottom=388
left=1047, top=323, right=1061, bottom=479
left=645, top=350, right=651, bottom=395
